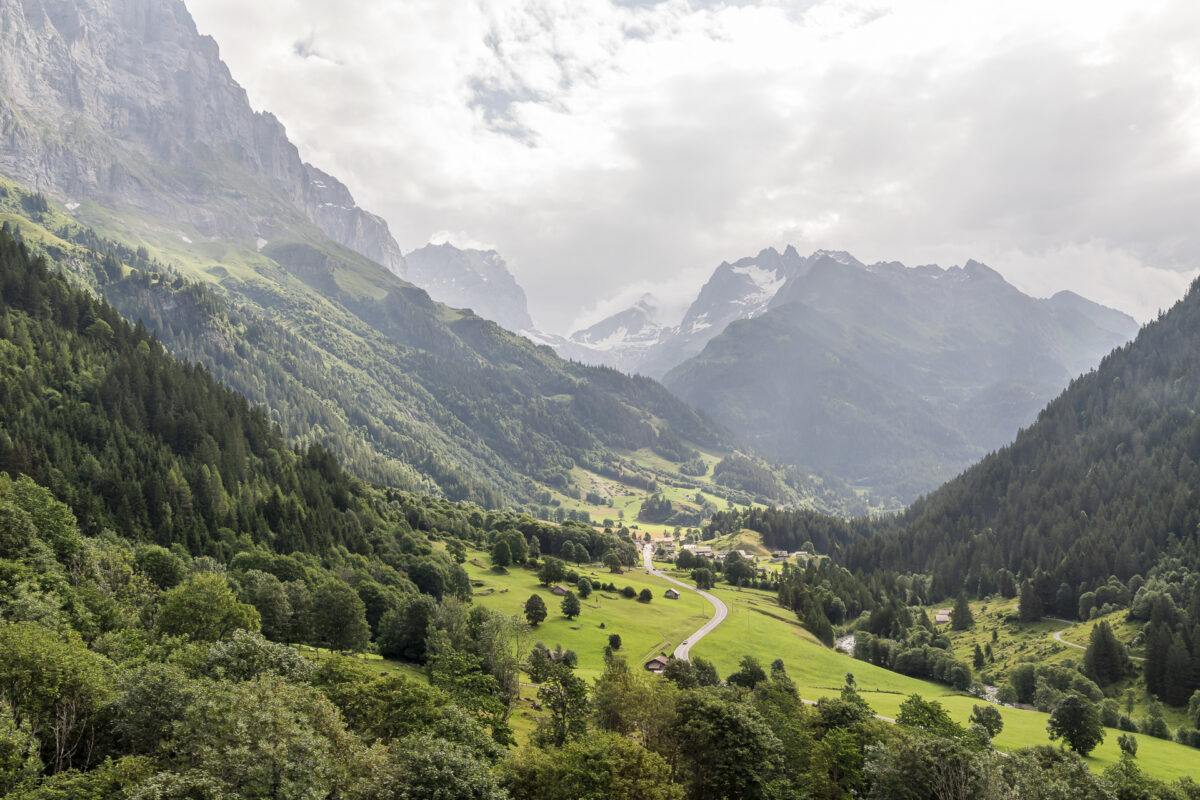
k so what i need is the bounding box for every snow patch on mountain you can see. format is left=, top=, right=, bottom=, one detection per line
left=729, top=264, right=788, bottom=313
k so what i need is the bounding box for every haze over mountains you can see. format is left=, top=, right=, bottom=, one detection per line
left=403, top=243, right=534, bottom=334
left=0, top=0, right=752, bottom=512
left=533, top=244, right=1133, bottom=502
left=0, top=0, right=1143, bottom=510
left=665, top=251, right=1137, bottom=502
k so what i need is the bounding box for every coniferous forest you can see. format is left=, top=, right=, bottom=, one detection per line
left=707, top=277, right=1200, bottom=716
left=6, top=204, right=1200, bottom=797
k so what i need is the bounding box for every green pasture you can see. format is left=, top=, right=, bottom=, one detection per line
left=684, top=581, right=1200, bottom=780
left=463, top=552, right=711, bottom=680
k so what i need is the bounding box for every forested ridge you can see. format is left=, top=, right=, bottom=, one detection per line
left=0, top=179, right=738, bottom=510
left=843, top=277, right=1200, bottom=592
left=705, top=276, right=1200, bottom=712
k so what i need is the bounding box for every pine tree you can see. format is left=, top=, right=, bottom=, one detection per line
left=1162, top=634, right=1193, bottom=706
left=973, top=644, right=985, bottom=670
left=951, top=592, right=974, bottom=630
left=1019, top=580, right=1042, bottom=622
left=1083, top=620, right=1129, bottom=687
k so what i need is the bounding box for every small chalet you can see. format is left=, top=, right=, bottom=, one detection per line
left=934, top=609, right=952, bottom=624
left=692, top=546, right=714, bottom=558
left=664, top=588, right=681, bottom=600
left=645, top=655, right=670, bottom=672
left=550, top=584, right=569, bottom=596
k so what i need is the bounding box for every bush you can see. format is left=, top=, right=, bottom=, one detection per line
left=608, top=634, right=621, bottom=650
left=637, top=589, right=652, bottom=603
left=621, top=586, right=636, bottom=599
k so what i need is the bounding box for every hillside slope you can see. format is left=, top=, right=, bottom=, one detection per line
left=843, top=275, right=1200, bottom=590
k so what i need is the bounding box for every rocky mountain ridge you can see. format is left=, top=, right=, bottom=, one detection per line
left=663, top=251, right=1140, bottom=502
left=0, top=0, right=404, bottom=272
left=403, top=242, right=533, bottom=333
left=557, top=245, right=819, bottom=376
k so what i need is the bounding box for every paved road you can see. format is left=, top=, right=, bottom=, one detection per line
left=1050, top=622, right=1086, bottom=651
left=642, top=545, right=728, bottom=660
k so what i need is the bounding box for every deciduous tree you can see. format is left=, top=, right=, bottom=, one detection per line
left=525, top=593, right=548, bottom=626
left=1047, top=694, right=1104, bottom=756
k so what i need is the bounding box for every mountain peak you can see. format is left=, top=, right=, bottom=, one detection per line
left=403, top=242, right=534, bottom=332
left=811, top=249, right=863, bottom=268
left=0, top=0, right=405, bottom=273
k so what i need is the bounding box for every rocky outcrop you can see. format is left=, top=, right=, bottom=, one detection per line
left=0, top=0, right=404, bottom=272
left=404, top=242, right=533, bottom=332
left=559, top=246, right=818, bottom=377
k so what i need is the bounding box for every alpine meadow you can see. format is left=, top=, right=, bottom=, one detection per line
left=3, top=1, right=1200, bottom=798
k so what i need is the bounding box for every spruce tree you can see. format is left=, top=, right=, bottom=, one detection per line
left=1083, top=620, right=1129, bottom=687
left=1019, top=580, right=1042, bottom=622
left=951, top=592, right=974, bottom=630
left=1162, top=634, right=1193, bottom=706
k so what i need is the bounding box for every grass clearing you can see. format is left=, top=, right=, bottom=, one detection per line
left=677, top=576, right=1200, bottom=780
left=937, top=599, right=1192, bottom=731
left=463, top=551, right=711, bottom=681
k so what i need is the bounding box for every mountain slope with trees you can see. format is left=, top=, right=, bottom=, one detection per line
left=664, top=254, right=1136, bottom=502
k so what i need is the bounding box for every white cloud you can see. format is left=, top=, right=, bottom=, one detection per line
left=187, top=0, right=1200, bottom=331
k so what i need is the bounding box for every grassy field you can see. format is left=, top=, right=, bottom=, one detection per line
left=934, top=599, right=1191, bottom=731
left=292, top=557, right=1200, bottom=776
left=675, top=577, right=1200, bottom=780
left=463, top=551, right=712, bottom=680
left=550, top=450, right=757, bottom=538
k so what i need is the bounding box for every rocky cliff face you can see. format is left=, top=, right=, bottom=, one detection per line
left=403, top=242, right=533, bottom=332
left=559, top=246, right=818, bottom=377
left=0, top=0, right=404, bottom=273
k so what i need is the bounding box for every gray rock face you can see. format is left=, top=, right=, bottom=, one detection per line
left=563, top=295, right=668, bottom=375
left=404, top=242, right=533, bottom=332
left=560, top=245, right=821, bottom=377
left=0, top=0, right=404, bottom=273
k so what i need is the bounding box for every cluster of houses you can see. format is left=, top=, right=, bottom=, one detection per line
left=934, top=608, right=952, bottom=625
left=553, top=583, right=680, bottom=600
left=658, top=542, right=812, bottom=564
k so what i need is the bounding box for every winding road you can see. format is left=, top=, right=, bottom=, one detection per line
left=642, top=544, right=728, bottom=660
left=1049, top=617, right=1145, bottom=661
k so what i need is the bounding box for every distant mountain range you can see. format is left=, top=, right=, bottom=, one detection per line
left=555, top=246, right=817, bottom=376
left=384, top=230, right=1138, bottom=506
left=662, top=252, right=1138, bottom=502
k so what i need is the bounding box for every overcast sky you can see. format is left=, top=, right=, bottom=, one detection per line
left=187, top=0, right=1200, bottom=333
